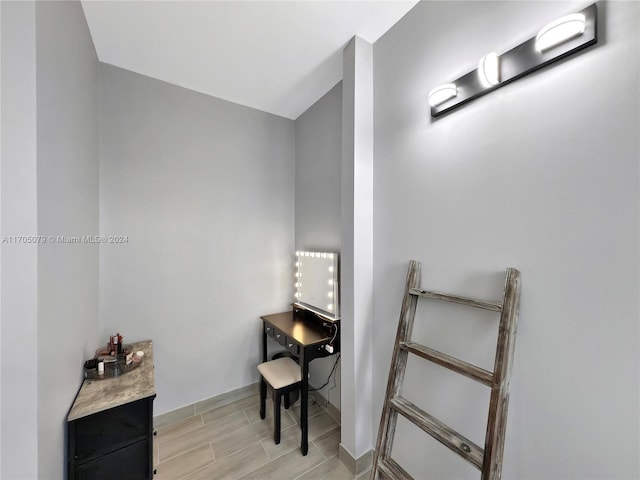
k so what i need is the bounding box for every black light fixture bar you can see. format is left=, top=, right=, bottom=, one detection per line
left=430, top=3, right=597, bottom=117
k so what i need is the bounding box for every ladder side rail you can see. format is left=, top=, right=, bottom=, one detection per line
left=372, top=260, right=422, bottom=480
left=400, top=342, right=494, bottom=387
left=409, top=288, right=502, bottom=312
left=481, top=268, right=521, bottom=480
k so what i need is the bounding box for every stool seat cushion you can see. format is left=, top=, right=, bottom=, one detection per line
left=258, top=357, right=301, bottom=390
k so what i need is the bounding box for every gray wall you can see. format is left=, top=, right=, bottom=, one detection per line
left=372, top=1, right=639, bottom=478
left=1, top=1, right=100, bottom=477
left=1, top=2, right=38, bottom=478
left=99, top=64, right=295, bottom=414
left=36, top=1, right=101, bottom=477
left=294, top=82, right=342, bottom=409
left=295, top=82, right=342, bottom=250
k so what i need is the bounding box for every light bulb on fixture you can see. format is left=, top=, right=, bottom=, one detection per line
left=478, top=52, right=500, bottom=88
left=428, top=83, right=457, bottom=107
left=535, top=13, right=586, bottom=52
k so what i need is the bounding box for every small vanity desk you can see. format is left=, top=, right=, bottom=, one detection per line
left=261, top=306, right=340, bottom=455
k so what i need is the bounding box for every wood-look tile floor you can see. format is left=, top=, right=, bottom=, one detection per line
left=153, top=394, right=362, bottom=480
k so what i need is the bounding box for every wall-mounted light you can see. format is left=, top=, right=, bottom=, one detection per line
left=428, top=84, right=457, bottom=107
left=478, top=52, right=500, bottom=88
left=535, top=13, right=586, bottom=52
left=429, top=3, right=597, bottom=117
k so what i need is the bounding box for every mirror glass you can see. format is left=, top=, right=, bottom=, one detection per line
left=294, top=251, right=339, bottom=320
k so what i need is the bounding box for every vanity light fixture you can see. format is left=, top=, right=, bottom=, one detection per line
left=535, top=13, right=586, bottom=52
left=429, top=3, right=597, bottom=117
left=293, top=251, right=340, bottom=320
left=478, top=52, right=500, bottom=88
left=428, top=84, right=457, bottom=107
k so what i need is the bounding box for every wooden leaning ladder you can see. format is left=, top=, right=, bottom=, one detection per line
left=372, top=261, right=521, bottom=480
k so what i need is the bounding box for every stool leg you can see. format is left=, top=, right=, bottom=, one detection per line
left=259, top=377, right=267, bottom=420
left=274, top=391, right=282, bottom=444
left=284, top=391, right=290, bottom=410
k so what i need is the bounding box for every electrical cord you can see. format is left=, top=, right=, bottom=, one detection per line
left=309, top=353, right=341, bottom=392
left=329, top=323, right=338, bottom=345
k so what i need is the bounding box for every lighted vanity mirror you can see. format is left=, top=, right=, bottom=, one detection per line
left=293, top=251, right=340, bottom=321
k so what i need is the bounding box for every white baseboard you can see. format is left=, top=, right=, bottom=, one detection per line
left=338, top=444, right=373, bottom=477
left=154, top=382, right=258, bottom=428
left=309, top=389, right=341, bottom=425
left=154, top=381, right=341, bottom=428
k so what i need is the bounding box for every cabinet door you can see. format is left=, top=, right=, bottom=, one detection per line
left=74, top=439, right=150, bottom=480
left=72, top=398, right=151, bottom=463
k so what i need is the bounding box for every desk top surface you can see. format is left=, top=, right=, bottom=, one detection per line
left=68, top=340, right=155, bottom=421
left=261, top=311, right=334, bottom=347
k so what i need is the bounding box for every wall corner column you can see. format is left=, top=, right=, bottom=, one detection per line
left=340, top=35, right=374, bottom=473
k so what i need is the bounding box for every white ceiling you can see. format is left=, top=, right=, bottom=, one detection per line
left=81, top=0, right=418, bottom=120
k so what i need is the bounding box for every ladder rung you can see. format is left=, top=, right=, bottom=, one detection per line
left=400, top=342, right=493, bottom=387
left=378, top=457, right=414, bottom=480
left=390, top=396, right=484, bottom=470
left=409, top=288, right=502, bottom=312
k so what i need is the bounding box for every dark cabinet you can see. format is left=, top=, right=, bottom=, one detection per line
left=68, top=396, right=155, bottom=480
left=67, top=340, right=155, bottom=480
left=74, top=438, right=150, bottom=480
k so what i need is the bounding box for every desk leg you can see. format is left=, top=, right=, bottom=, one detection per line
left=260, top=324, right=267, bottom=420
left=259, top=378, right=267, bottom=420
left=301, top=349, right=309, bottom=456
left=262, top=323, right=267, bottom=363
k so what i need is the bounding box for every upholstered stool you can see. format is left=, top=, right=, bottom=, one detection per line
left=258, top=356, right=302, bottom=445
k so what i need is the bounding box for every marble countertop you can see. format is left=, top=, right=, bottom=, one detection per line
left=68, top=340, right=155, bottom=421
